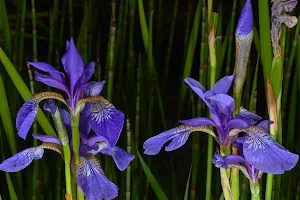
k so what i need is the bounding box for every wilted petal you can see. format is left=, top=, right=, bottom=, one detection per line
left=32, top=133, right=61, bottom=145
left=100, top=146, right=135, bottom=171
left=282, top=0, right=298, bottom=12
left=236, top=0, right=253, bottom=37
left=179, top=117, right=217, bottom=127
left=29, top=62, right=65, bottom=83
left=61, top=38, right=84, bottom=95
left=143, top=125, right=215, bottom=155
left=85, top=81, right=106, bottom=97
left=0, top=147, right=44, bottom=172
left=16, top=99, right=38, bottom=139
left=76, top=155, right=118, bottom=200
left=35, top=71, right=70, bottom=94
left=89, top=97, right=125, bottom=147
left=278, top=15, right=298, bottom=28
left=207, top=94, right=235, bottom=116
left=243, top=127, right=299, bottom=174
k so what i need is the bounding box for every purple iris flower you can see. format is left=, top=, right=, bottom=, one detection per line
left=143, top=75, right=250, bottom=155
left=0, top=100, right=134, bottom=200
left=16, top=38, right=124, bottom=150
left=233, top=108, right=299, bottom=174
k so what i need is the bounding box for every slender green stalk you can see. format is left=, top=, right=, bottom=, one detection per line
left=183, top=0, right=193, bottom=57
left=126, top=118, right=132, bottom=200
left=250, top=181, right=260, bottom=200
left=0, top=0, right=12, bottom=57
left=59, top=0, right=67, bottom=49
left=163, top=0, right=179, bottom=90
left=48, top=0, right=59, bottom=63
left=18, top=0, right=26, bottom=69
left=27, top=62, right=39, bottom=200
left=178, top=0, right=202, bottom=115
left=31, top=0, right=37, bottom=62
left=69, top=0, right=73, bottom=36
left=225, top=0, right=237, bottom=75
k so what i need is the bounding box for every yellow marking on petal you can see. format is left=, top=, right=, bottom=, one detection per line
left=37, top=142, right=63, bottom=155
left=179, top=125, right=216, bottom=138
left=33, top=92, right=68, bottom=106
left=229, top=128, right=246, bottom=137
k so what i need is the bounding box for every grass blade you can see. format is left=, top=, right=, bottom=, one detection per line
left=137, top=150, right=168, bottom=200
left=184, top=165, right=193, bottom=200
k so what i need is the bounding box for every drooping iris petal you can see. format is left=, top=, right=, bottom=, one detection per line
left=226, top=118, right=249, bottom=131
left=0, top=148, right=44, bottom=172
left=100, top=146, right=135, bottom=171
left=236, top=0, right=253, bottom=37
left=85, top=81, right=106, bottom=97
left=207, top=94, right=235, bottom=116
left=61, top=38, right=84, bottom=95
left=143, top=125, right=215, bottom=155
left=32, top=133, right=61, bottom=145
left=90, top=97, right=125, bottom=147
left=29, top=62, right=65, bottom=83
left=209, top=74, right=235, bottom=95
left=76, top=155, right=118, bottom=200
left=16, top=99, right=38, bottom=139
left=243, top=127, right=299, bottom=174
left=35, top=71, right=70, bottom=94
left=179, top=117, right=217, bottom=127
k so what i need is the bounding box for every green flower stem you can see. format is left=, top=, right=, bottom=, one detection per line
left=52, top=109, right=72, bottom=198
left=220, top=146, right=232, bottom=200
left=250, top=181, right=260, bottom=200
left=71, top=114, right=80, bottom=164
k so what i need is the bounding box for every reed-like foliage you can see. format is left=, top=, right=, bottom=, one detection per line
left=0, top=1, right=299, bottom=200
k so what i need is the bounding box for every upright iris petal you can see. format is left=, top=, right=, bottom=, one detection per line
left=61, top=38, right=84, bottom=96
left=0, top=148, right=44, bottom=172
left=76, top=154, right=118, bottom=200
left=243, top=126, right=299, bottom=174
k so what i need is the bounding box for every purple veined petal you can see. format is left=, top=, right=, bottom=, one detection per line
left=90, top=97, right=125, bottom=147
left=43, top=99, right=58, bottom=115
left=85, top=81, right=106, bottom=97
left=61, top=38, right=84, bottom=95
left=80, top=103, right=92, bottom=143
left=243, top=127, right=299, bottom=174
left=256, top=120, right=273, bottom=132
left=32, top=133, right=61, bottom=145
left=210, top=74, right=235, bottom=95
left=35, top=71, right=70, bottom=95
left=16, top=99, right=38, bottom=139
left=179, top=117, right=217, bottom=127
left=76, top=155, right=118, bottom=200
left=0, top=147, right=44, bottom=172
left=100, top=146, right=135, bottom=171
left=226, top=118, right=249, bottom=131
left=207, top=94, right=235, bottom=116
left=29, top=62, right=65, bottom=83
left=143, top=125, right=215, bottom=155
left=237, top=107, right=263, bottom=122
left=236, top=0, right=253, bottom=37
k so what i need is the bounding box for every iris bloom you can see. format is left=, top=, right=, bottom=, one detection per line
left=0, top=99, right=134, bottom=200
left=17, top=38, right=123, bottom=143
left=143, top=75, right=249, bottom=155
left=0, top=38, right=134, bottom=200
